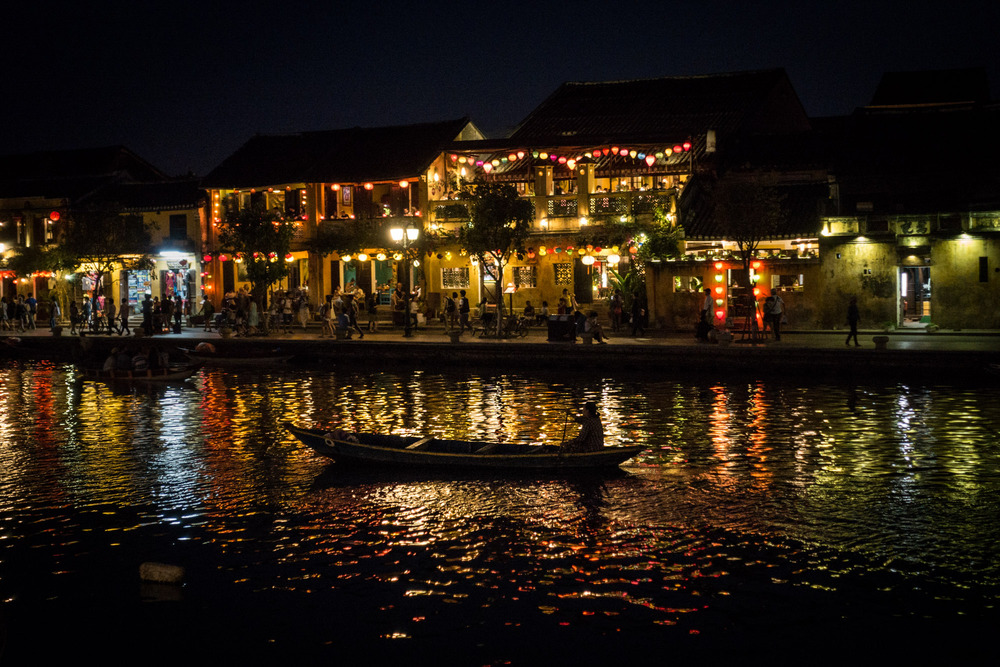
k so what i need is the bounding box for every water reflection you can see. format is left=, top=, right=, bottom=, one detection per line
left=0, top=361, right=998, bottom=658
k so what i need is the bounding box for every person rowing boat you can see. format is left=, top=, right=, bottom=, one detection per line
left=562, top=401, right=604, bottom=452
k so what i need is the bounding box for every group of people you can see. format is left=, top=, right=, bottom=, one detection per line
left=319, top=284, right=371, bottom=339
left=136, top=293, right=186, bottom=336
left=0, top=295, right=37, bottom=332
left=101, top=344, right=170, bottom=373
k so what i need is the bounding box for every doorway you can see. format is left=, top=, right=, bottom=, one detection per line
left=900, top=266, right=930, bottom=324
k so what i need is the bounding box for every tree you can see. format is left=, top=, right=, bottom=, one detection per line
left=712, top=174, right=785, bottom=287
left=458, top=180, right=534, bottom=335
left=217, top=201, right=297, bottom=309
left=56, top=203, right=155, bottom=300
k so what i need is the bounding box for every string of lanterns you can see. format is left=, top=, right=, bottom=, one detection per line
left=450, top=142, right=692, bottom=173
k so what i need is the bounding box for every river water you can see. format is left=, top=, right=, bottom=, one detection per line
left=1, top=360, right=998, bottom=663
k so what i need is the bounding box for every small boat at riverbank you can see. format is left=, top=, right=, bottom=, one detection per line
left=77, top=364, right=200, bottom=383
left=179, top=346, right=294, bottom=366
left=284, top=422, right=643, bottom=470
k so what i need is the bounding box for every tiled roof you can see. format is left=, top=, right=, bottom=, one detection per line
left=869, top=68, right=991, bottom=107
left=0, top=146, right=167, bottom=200
left=204, top=118, right=478, bottom=188
left=82, top=180, right=207, bottom=212
left=679, top=177, right=827, bottom=239
left=507, top=69, right=811, bottom=160
left=827, top=103, right=1000, bottom=213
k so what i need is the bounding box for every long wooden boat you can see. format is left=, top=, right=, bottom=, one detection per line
left=284, top=422, right=643, bottom=470
left=180, top=347, right=294, bottom=366
left=78, top=364, right=200, bottom=383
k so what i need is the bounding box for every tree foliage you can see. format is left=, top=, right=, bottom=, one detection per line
left=713, top=174, right=786, bottom=279
left=56, top=203, right=155, bottom=297
left=458, top=180, right=534, bottom=332
left=217, top=202, right=297, bottom=306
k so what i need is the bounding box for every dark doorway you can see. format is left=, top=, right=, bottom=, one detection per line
left=900, top=266, right=930, bottom=322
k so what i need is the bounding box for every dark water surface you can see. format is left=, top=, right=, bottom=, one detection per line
left=1, top=360, right=998, bottom=663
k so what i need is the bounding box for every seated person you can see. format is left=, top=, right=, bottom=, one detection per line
left=574, top=310, right=587, bottom=335
left=523, top=301, right=535, bottom=320
left=585, top=311, right=609, bottom=343
left=562, top=401, right=604, bottom=452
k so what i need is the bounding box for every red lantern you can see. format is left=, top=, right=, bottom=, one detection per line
left=203, top=254, right=212, bottom=262
left=49, top=211, right=61, bottom=221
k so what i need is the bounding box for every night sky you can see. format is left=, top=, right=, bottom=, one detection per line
left=5, top=0, right=998, bottom=177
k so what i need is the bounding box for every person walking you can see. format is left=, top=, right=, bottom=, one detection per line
left=766, top=289, right=784, bottom=341
left=141, top=293, right=153, bottom=336
left=105, top=298, right=118, bottom=335
left=846, top=296, right=861, bottom=347
left=457, top=290, right=471, bottom=333
left=630, top=291, right=645, bottom=337
left=49, top=297, right=61, bottom=332
left=25, top=294, right=37, bottom=330
left=119, top=300, right=131, bottom=336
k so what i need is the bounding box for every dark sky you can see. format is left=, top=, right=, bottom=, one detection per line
left=4, top=0, right=998, bottom=177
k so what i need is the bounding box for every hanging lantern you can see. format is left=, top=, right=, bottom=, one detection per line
left=342, top=254, right=352, bottom=262
left=331, top=183, right=341, bottom=191
left=412, top=259, right=420, bottom=267
left=285, top=253, right=294, bottom=262
left=594, top=246, right=602, bottom=253
left=539, top=248, right=547, bottom=256
left=49, top=211, right=60, bottom=221
left=364, top=183, right=374, bottom=190
left=577, top=248, right=586, bottom=255
left=629, top=246, right=638, bottom=255
left=483, top=163, right=493, bottom=173
left=219, top=254, right=228, bottom=262
left=234, top=254, right=243, bottom=263
left=377, top=253, right=387, bottom=261
left=203, top=254, right=213, bottom=263
left=645, top=155, right=656, bottom=167
left=607, top=254, right=620, bottom=265
left=393, top=253, right=402, bottom=261
left=357, top=253, right=368, bottom=261
left=581, top=255, right=595, bottom=266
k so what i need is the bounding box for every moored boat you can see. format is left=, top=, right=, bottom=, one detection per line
left=78, top=364, right=200, bottom=383
left=179, top=346, right=294, bottom=366
left=284, top=422, right=643, bottom=470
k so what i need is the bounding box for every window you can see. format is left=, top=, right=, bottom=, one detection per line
left=442, top=267, right=470, bottom=289
left=554, top=263, right=573, bottom=285
left=673, top=276, right=704, bottom=292
left=168, top=214, right=188, bottom=240
left=771, top=274, right=804, bottom=291
left=513, top=265, right=537, bottom=288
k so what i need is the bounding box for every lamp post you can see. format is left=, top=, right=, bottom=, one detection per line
left=390, top=224, right=420, bottom=337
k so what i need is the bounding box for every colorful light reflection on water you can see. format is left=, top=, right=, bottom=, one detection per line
left=0, top=361, right=998, bottom=661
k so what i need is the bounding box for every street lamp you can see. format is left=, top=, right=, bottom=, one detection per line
left=390, top=224, right=420, bottom=337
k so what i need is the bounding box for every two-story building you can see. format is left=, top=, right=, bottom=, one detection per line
left=201, top=118, right=484, bottom=313
left=816, top=68, right=1000, bottom=331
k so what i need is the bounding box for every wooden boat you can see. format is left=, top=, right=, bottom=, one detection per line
left=284, top=422, right=643, bottom=470
left=179, top=346, right=294, bottom=366
left=78, top=364, right=200, bottom=383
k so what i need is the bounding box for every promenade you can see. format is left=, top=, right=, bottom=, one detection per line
left=4, top=317, right=998, bottom=382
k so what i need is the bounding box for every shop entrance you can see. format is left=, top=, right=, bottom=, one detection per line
left=900, top=266, right=931, bottom=324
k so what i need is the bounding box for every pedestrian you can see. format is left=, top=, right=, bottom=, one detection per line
left=697, top=288, right=713, bottom=341
left=630, top=291, right=645, bottom=337
left=49, top=297, right=61, bottom=332
left=141, top=293, right=153, bottom=335
left=82, top=295, right=93, bottom=332
left=562, top=288, right=579, bottom=312
left=119, top=300, right=131, bottom=336
left=25, top=294, right=37, bottom=330
left=0, top=296, right=11, bottom=331
left=766, top=289, right=785, bottom=341
left=320, top=295, right=334, bottom=337
left=174, top=295, right=184, bottom=332
left=457, top=290, right=471, bottom=333
left=201, top=297, right=215, bottom=332
left=366, top=292, right=379, bottom=332
left=846, top=296, right=861, bottom=347
left=609, top=289, right=624, bottom=332
left=346, top=293, right=364, bottom=338
left=14, top=296, right=27, bottom=332
left=69, top=301, right=80, bottom=334
left=105, top=298, right=118, bottom=334
left=444, top=292, right=458, bottom=331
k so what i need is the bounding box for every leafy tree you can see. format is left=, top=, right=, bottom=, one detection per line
left=458, top=180, right=534, bottom=335
left=55, top=203, right=155, bottom=299
left=217, top=202, right=297, bottom=309
left=713, top=174, right=785, bottom=286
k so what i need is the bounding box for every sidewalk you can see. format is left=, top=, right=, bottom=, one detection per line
left=5, top=317, right=1000, bottom=353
